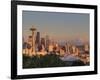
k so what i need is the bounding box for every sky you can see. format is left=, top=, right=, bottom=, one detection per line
left=22, top=11, right=89, bottom=43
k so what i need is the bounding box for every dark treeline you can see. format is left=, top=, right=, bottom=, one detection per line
left=23, top=54, right=85, bottom=68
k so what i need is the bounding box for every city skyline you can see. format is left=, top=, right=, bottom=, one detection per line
left=22, top=11, right=89, bottom=43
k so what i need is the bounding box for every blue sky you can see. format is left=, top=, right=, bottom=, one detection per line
left=22, top=11, right=89, bottom=42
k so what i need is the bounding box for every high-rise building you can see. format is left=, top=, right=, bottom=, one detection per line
left=28, top=35, right=32, bottom=46
left=45, top=35, right=50, bottom=48
left=35, top=32, right=40, bottom=46
left=41, top=37, right=45, bottom=47
left=84, top=44, right=89, bottom=53
left=65, top=43, right=71, bottom=54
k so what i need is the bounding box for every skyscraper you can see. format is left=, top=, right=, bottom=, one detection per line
left=35, top=32, right=40, bottom=46
left=45, top=35, right=50, bottom=48
left=41, top=37, right=45, bottom=47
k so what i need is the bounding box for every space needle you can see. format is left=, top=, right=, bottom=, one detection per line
left=30, top=26, right=36, bottom=55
